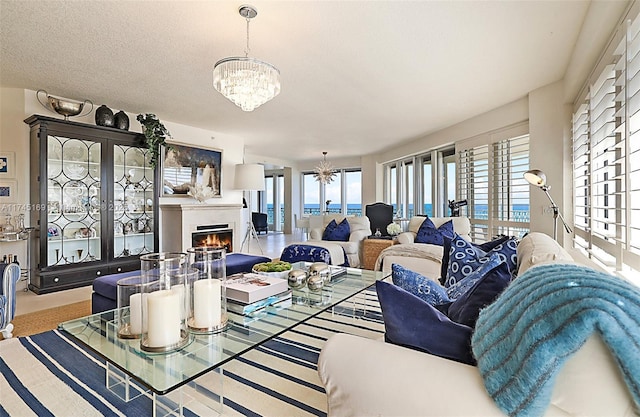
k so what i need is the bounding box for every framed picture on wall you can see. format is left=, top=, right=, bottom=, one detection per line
left=160, top=142, right=222, bottom=197
left=0, top=180, right=17, bottom=203
left=0, top=152, right=16, bottom=178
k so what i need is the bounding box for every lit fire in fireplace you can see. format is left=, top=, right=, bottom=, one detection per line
left=192, top=228, right=233, bottom=253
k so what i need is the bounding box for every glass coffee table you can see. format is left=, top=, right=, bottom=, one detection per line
left=59, top=263, right=387, bottom=416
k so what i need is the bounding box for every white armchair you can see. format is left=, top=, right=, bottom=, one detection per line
left=308, top=215, right=370, bottom=267
left=377, top=216, right=471, bottom=278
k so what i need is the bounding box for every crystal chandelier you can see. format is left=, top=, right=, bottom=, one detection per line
left=313, top=152, right=337, bottom=184
left=213, top=5, right=281, bottom=112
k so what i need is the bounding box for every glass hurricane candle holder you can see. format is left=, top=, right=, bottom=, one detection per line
left=116, top=275, right=147, bottom=339
left=139, top=252, right=191, bottom=353
left=186, top=247, right=228, bottom=334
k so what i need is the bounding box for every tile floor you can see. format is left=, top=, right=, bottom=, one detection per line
left=15, top=231, right=304, bottom=316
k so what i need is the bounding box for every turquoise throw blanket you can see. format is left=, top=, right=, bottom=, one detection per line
left=472, top=263, right=640, bottom=417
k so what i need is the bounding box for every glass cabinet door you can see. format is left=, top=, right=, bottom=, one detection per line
left=113, top=144, right=155, bottom=258
left=46, top=136, right=102, bottom=266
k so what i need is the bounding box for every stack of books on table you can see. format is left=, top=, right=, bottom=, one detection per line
left=226, top=273, right=292, bottom=316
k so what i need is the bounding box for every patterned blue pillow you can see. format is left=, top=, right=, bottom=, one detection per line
left=415, top=218, right=454, bottom=246
left=439, top=235, right=510, bottom=285
left=445, top=234, right=518, bottom=287
left=376, top=280, right=476, bottom=365
left=446, top=253, right=504, bottom=299
left=391, top=263, right=450, bottom=305
left=323, top=218, right=351, bottom=241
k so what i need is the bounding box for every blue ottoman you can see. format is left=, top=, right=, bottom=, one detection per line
left=91, top=253, right=271, bottom=314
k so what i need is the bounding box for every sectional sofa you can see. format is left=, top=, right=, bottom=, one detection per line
left=318, top=232, right=639, bottom=416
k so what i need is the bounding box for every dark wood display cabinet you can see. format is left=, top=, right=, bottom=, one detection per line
left=25, top=115, right=159, bottom=294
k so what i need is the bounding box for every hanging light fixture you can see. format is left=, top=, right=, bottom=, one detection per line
left=213, top=5, right=281, bottom=112
left=313, top=151, right=337, bottom=184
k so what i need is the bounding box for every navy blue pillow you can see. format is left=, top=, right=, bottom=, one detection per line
left=391, top=263, right=450, bottom=305
left=439, top=235, right=511, bottom=285
left=446, top=260, right=511, bottom=328
left=322, top=219, right=338, bottom=240
left=323, top=218, right=350, bottom=241
left=445, top=253, right=504, bottom=300
left=415, top=218, right=454, bottom=245
left=445, top=234, right=518, bottom=287
left=376, top=280, right=475, bottom=365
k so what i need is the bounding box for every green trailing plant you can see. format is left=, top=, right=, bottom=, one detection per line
left=136, top=113, right=172, bottom=169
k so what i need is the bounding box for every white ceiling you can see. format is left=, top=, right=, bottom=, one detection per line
left=1, top=0, right=593, bottom=163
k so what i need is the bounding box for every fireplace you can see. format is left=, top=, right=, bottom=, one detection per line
left=191, top=224, right=233, bottom=253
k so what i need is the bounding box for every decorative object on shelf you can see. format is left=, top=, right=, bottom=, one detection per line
left=386, top=222, right=402, bottom=236
left=94, top=104, right=114, bottom=127
left=313, top=152, right=337, bottom=184
left=114, top=110, right=130, bottom=130
left=139, top=252, right=192, bottom=353
left=37, top=89, right=93, bottom=121
left=187, top=183, right=216, bottom=203
left=524, top=169, right=572, bottom=241
left=137, top=113, right=172, bottom=169
left=187, top=247, right=228, bottom=334
left=212, top=4, right=280, bottom=111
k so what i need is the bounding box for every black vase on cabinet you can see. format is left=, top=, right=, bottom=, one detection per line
left=95, top=105, right=114, bottom=127
left=114, top=111, right=130, bottom=130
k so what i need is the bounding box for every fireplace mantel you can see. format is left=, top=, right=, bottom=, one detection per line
left=160, top=204, right=243, bottom=253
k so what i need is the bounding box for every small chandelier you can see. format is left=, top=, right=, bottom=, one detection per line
left=213, top=5, right=281, bottom=112
left=314, top=152, right=337, bottom=184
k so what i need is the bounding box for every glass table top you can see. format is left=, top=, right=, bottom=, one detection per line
left=58, top=263, right=386, bottom=395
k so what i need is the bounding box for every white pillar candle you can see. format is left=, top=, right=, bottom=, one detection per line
left=171, top=284, right=187, bottom=319
left=146, top=289, right=181, bottom=347
left=193, top=279, right=221, bottom=328
left=129, top=292, right=148, bottom=334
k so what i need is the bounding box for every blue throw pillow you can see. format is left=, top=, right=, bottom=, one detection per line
left=446, top=260, right=511, bottom=328
left=323, top=218, right=350, bottom=241
left=445, top=253, right=504, bottom=300
left=322, top=219, right=338, bottom=240
left=439, top=235, right=510, bottom=285
left=445, top=234, right=518, bottom=287
left=391, top=263, right=450, bottom=305
left=415, top=217, right=454, bottom=245
left=376, top=280, right=476, bottom=365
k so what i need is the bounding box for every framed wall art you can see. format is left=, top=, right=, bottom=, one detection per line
left=0, top=180, right=17, bottom=203
left=161, top=142, right=222, bottom=197
left=0, top=152, right=16, bottom=178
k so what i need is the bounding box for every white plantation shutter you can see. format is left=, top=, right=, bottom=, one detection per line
left=572, top=8, right=640, bottom=278
left=458, top=144, right=490, bottom=241
left=457, top=128, right=530, bottom=242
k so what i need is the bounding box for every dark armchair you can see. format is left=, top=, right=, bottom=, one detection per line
left=365, top=202, right=394, bottom=236
left=252, top=212, right=268, bottom=235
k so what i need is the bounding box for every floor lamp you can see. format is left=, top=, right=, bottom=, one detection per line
left=524, top=169, right=572, bottom=241
left=235, top=163, right=265, bottom=254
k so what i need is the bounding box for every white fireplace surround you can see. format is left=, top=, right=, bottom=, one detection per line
left=160, top=204, right=243, bottom=253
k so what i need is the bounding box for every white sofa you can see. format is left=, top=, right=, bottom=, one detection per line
left=375, top=216, right=471, bottom=278
left=318, top=232, right=638, bottom=416
left=308, top=215, right=370, bottom=268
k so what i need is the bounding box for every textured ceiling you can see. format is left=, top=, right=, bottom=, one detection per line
left=0, top=0, right=591, bottom=162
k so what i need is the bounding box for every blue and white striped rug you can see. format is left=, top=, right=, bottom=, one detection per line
left=0, top=290, right=383, bottom=417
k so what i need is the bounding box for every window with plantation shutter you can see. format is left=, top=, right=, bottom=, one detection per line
left=572, top=7, right=640, bottom=281
left=457, top=129, right=530, bottom=242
